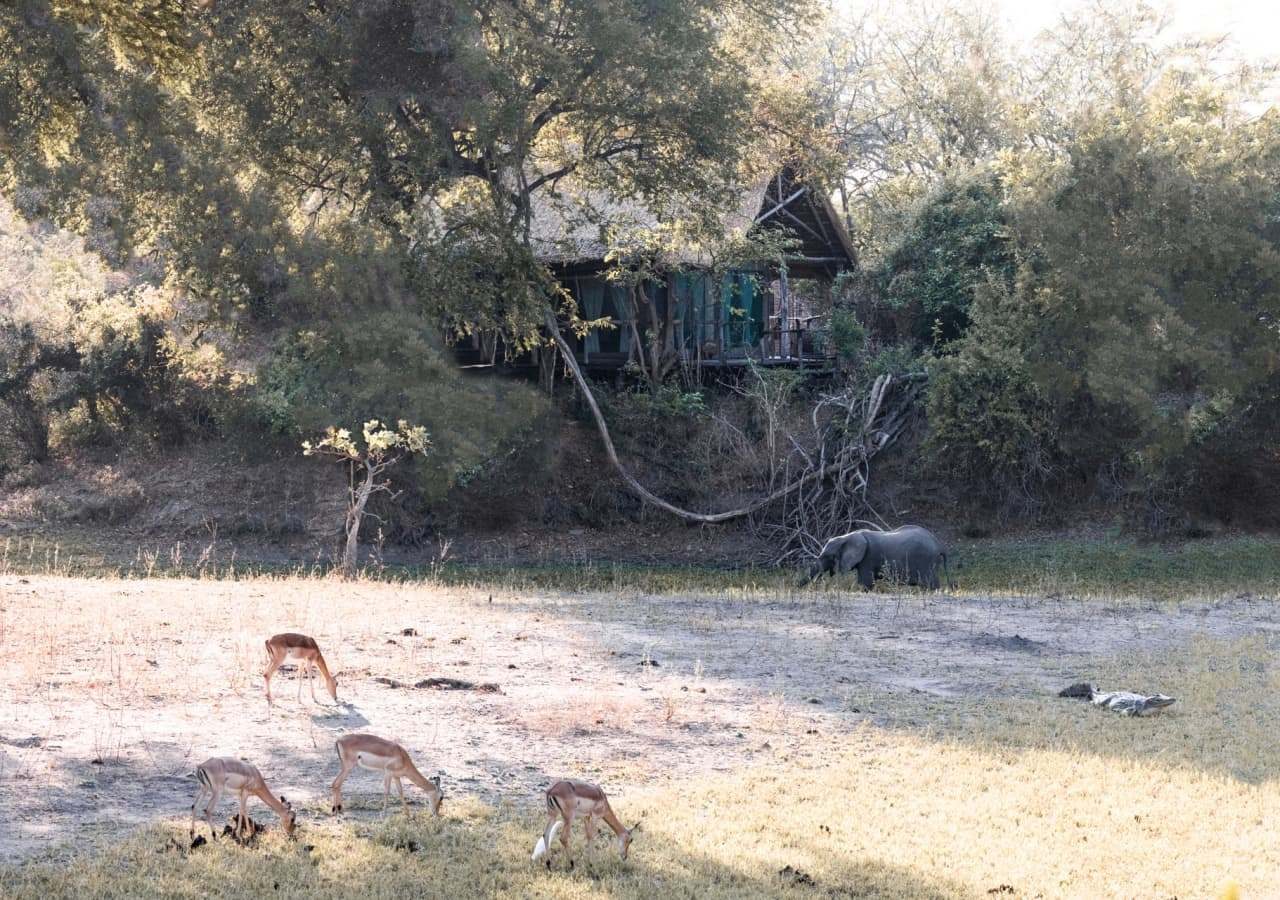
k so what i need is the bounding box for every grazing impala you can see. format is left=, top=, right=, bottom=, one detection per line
left=532, top=779, right=638, bottom=868
left=190, top=757, right=296, bottom=841
left=263, top=632, right=337, bottom=704
left=330, top=733, right=443, bottom=816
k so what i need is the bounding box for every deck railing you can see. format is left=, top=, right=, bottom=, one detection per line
left=452, top=318, right=834, bottom=371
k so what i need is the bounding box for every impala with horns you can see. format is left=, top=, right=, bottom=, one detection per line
left=330, top=733, right=443, bottom=816
left=190, top=757, right=296, bottom=841
left=532, top=779, right=639, bottom=868
left=263, top=632, right=337, bottom=704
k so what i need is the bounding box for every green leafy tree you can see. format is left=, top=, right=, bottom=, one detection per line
left=872, top=174, right=1014, bottom=346
left=1008, top=100, right=1280, bottom=489
left=0, top=0, right=829, bottom=531
left=925, top=273, right=1060, bottom=514
left=1, top=0, right=822, bottom=343
left=928, top=90, right=1280, bottom=523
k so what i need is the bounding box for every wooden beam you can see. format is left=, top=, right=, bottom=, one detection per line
left=806, top=193, right=832, bottom=243
left=756, top=187, right=808, bottom=225
left=774, top=204, right=826, bottom=242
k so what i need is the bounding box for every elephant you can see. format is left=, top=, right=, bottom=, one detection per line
left=802, top=525, right=951, bottom=590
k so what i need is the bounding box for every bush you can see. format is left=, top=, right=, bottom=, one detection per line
left=0, top=320, right=78, bottom=469
left=1137, top=379, right=1280, bottom=531
left=600, top=383, right=710, bottom=489
left=924, top=278, right=1060, bottom=515
left=828, top=307, right=866, bottom=362
left=913, top=104, right=1280, bottom=530
left=444, top=415, right=558, bottom=531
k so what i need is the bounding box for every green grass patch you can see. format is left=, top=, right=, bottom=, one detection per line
left=3, top=528, right=1278, bottom=600
left=951, top=532, right=1280, bottom=599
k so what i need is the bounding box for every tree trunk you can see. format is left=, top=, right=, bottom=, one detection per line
left=10, top=394, right=49, bottom=462
left=342, top=462, right=376, bottom=578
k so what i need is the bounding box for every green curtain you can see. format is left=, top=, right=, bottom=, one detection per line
left=582, top=272, right=770, bottom=355
left=579, top=278, right=605, bottom=356
left=673, top=273, right=710, bottom=349
left=608, top=284, right=632, bottom=354
left=673, top=273, right=691, bottom=347
left=721, top=271, right=762, bottom=348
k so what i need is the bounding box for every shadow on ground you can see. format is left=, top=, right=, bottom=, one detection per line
left=1, top=811, right=974, bottom=900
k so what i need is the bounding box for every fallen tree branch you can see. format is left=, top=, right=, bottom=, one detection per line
left=544, top=308, right=841, bottom=525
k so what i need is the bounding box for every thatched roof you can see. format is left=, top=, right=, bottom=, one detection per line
left=529, top=169, right=854, bottom=273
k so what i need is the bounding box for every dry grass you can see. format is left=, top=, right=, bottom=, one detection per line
left=1, top=569, right=1278, bottom=897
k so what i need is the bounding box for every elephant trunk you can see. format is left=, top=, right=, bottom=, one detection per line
left=798, top=562, right=821, bottom=587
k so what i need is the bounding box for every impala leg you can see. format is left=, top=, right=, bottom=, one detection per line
left=263, top=655, right=281, bottom=704
left=394, top=776, right=409, bottom=814
left=560, top=808, right=575, bottom=870
left=382, top=774, right=392, bottom=815
left=330, top=757, right=355, bottom=814
left=540, top=809, right=560, bottom=867
left=296, top=660, right=304, bottom=703
left=202, top=781, right=224, bottom=841
left=583, top=814, right=597, bottom=849
left=190, top=781, right=209, bottom=838
left=236, top=789, right=251, bottom=839
left=307, top=660, right=318, bottom=703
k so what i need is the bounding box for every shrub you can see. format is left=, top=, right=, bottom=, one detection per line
left=1137, top=379, right=1280, bottom=531
left=924, top=277, right=1060, bottom=515
left=828, top=307, right=866, bottom=362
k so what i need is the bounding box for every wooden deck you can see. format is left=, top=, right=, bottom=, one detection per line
left=453, top=327, right=834, bottom=375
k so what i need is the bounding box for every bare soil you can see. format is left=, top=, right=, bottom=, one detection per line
left=0, top=575, right=1274, bottom=861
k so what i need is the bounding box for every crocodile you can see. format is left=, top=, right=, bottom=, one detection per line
left=1058, top=682, right=1176, bottom=716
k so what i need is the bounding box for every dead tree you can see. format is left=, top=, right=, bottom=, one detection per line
left=758, top=373, right=926, bottom=564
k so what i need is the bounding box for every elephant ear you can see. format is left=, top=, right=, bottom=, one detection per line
left=840, top=532, right=868, bottom=570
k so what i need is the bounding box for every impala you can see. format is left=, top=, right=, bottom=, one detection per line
left=190, top=757, right=296, bottom=841
left=532, top=779, right=638, bottom=868
left=330, top=733, right=443, bottom=816
left=263, top=632, right=337, bottom=704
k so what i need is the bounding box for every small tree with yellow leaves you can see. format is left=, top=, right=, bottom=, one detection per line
left=303, top=420, right=430, bottom=578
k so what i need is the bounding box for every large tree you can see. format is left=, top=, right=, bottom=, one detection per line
left=1, top=0, right=837, bottom=524
left=1, top=0, right=820, bottom=337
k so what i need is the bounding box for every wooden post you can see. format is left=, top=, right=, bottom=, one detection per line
left=575, top=276, right=588, bottom=366
left=714, top=276, right=723, bottom=364
left=778, top=265, right=791, bottom=359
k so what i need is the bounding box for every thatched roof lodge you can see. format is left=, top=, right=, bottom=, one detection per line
left=457, top=167, right=856, bottom=373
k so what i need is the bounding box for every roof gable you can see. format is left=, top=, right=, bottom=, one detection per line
left=530, top=168, right=854, bottom=274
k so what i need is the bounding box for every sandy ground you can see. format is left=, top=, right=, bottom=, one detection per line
left=0, top=575, right=1275, bottom=861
